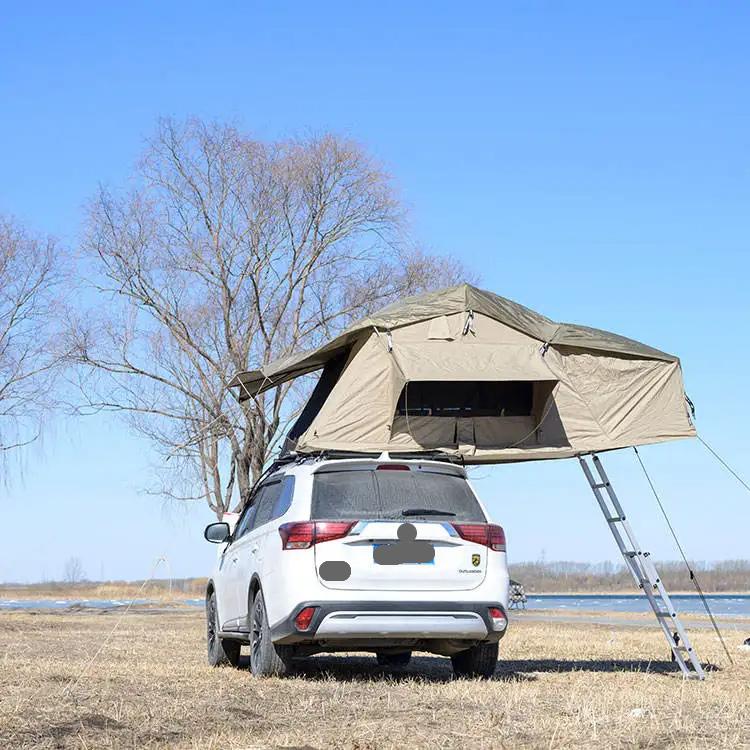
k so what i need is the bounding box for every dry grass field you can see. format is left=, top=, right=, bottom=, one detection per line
left=1, top=608, right=749, bottom=749
left=0, top=581, right=209, bottom=601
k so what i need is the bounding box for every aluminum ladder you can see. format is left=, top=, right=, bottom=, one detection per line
left=579, top=453, right=705, bottom=679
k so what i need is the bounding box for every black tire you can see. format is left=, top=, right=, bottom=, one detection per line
left=249, top=590, right=293, bottom=677
left=206, top=590, right=241, bottom=667
left=376, top=651, right=412, bottom=668
left=451, top=642, right=498, bottom=679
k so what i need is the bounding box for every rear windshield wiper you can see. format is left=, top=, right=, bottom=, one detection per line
left=401, top=508, right=456, bottom=517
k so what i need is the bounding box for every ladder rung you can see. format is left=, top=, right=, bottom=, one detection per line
left=605, top=515, right=625, bottom=523
left=655, top=611, right=675, bottom=618
left=673, top=646, right=690, bottom=652
left=592, top=482, right=609, bottom=489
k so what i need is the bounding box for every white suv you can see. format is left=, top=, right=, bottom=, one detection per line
left=203, top=454, right=510, bottom=678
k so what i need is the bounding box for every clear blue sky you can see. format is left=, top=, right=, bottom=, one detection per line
left=1, top=1, right=748, bottom=584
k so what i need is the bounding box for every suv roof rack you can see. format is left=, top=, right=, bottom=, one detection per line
left=285, top=448, right=464, bottom=465
left=388, top=450, right=464, bottom=465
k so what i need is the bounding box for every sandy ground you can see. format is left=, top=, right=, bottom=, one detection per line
left=1, top=608, right=749, bottom=749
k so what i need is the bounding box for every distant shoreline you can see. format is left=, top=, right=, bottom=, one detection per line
left=2, top=586, right=749, bottom=601
left=527, top=591, right=750, bottom=597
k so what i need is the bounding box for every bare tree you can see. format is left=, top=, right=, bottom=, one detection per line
left=0, top=214, right=65, bottom=453
left=63, top=556, right=86, bottom=584
left=69, top=118, right=470, bottom=518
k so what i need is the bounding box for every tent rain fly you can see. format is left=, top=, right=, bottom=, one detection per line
left=229, top=284, right=695, bottom=463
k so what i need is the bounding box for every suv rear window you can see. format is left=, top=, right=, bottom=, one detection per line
left=311, top=469, right=486, bottom=523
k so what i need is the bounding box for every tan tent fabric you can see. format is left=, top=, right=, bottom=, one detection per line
left=230, top=284, right=695, bottom=463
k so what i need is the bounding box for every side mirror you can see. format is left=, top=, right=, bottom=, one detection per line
left=204, top=522, right=231, bottom=544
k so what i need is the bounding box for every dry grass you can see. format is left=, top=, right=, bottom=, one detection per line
left=1, top=609, right=749, bottom=749
left=0, top=580, right=208, bottom=601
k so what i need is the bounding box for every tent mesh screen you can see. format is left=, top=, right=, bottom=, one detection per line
left=396, top=381, right=534, bottom=418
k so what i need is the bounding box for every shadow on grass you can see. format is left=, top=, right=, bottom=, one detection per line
left=239, top=653, right=718, bottom=682
left=495, top=658, right=720, bottom=678
left=240, top=654, right=718, bottom=683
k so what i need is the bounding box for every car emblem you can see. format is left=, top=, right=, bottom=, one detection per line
left=471, top=554, right=480, bottom=567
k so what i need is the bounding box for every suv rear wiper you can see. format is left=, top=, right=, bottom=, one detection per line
left=401, top=508, right=456, bottom=517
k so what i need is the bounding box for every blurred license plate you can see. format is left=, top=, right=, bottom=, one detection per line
left=372, top=543, right=434, bottom=564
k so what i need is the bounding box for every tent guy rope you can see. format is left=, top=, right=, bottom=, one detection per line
left=697, top=435, right=750, bottom=495
left=61, top=555, right=172, bottom=699
left=633, top=446, right=733, bottom=665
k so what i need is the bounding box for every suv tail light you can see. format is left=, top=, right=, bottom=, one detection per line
left=488, top=607, right=508, bottom=631
left=452, top=523, right=506, bottom=551
left=279, top=521, right=355, bottom=550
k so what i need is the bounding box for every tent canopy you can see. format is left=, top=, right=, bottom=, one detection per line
left=230, top=284, right=694, bottom=463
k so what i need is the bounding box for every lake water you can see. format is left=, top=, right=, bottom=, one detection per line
left=1, top=594, right=749, bottom=617
left=526, top=594, right=750, bottom=618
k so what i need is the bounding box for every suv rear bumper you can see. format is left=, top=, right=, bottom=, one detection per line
left=270, top=600, right=508, bottom=645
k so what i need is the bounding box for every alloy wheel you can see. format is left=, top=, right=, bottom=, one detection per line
left=250, top=596, right=264, bottom=672
left=206, top=595, right=218, bottom=652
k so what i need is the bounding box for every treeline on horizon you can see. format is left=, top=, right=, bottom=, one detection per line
left=509, top=560, right=750, bottom=593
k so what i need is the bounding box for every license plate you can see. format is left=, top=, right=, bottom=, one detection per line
left=372, top=543, right=435, bottom=565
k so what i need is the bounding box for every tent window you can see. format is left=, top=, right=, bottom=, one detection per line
left=396, top=381, right=535, bottom=418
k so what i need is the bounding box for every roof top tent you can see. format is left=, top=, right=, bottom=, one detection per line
left=229, top=283, right=705, bottom=678
left=230, top=283, right=695, bottom=462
